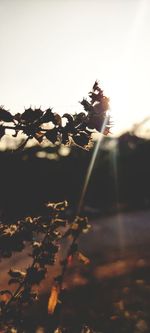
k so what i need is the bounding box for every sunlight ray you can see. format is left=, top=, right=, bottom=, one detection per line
left=111, top=140, right=125, bottom=252
left=77, top=114, right=110, bottom=215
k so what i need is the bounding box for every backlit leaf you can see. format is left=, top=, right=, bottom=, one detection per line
left=78, top=252, right=90, bottom=265
left=48, top=284, right=60, bottom=315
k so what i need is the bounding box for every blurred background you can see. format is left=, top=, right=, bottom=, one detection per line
left=0, top=1, right=150, bottom=332
left=0, top=0, right=150, bottom=135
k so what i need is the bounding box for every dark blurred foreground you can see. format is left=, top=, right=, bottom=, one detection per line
left=0, top=132, right=150, bottom=219
left=1, top=209, right=150, bottom=332
left=0, top=133, right=150, bottom=332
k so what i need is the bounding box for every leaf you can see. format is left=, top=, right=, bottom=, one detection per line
left=0, top=290, right=12, bottom=296
left=54, top=200, right=68, bottom=211
left=89, top=82, right=104, bottom=105
left=81, top=326, right=94, bottom=333
left=46, top=201, right=68, bottom=211
left=33, top=108, right=43, bottom=120
left=48, top=284, right=60, bottom=315
left=21, top=108, right=43, bottom=123
left=2, top=224, right=18, bottom=237
left=72, top=216, right=90, bottom=233
left=20, top=108, right=33, bottom=122
left=19, top=287, right=36, bottom=304
left=14, top=112, right=21, bottom=122
left=8, top=269, right=26, bottom=279
left=25, top=216, right=33, bottom=223
left=78, top=252, right=90, bottom=265
left=53, top=113, right=62, bottom=126
left=34, top=131, right=44, bottom=143
left=61, top=130, right=69, bottom=144
left=23, top=123, right=37, bottom=136
left=0, top=107, right=14, bottom=122
left=73, top=132, right=90, bottom=147
left=54, top=328, right=63, bottom=333
left=45, top=128, right=58, bottom=144
left=92, top=80, right=99, bottom=91
left=26, top=267, right=46, bottom=284
left=73, top=112, right=87, bottom=126
left=87, top=113, right=104, bottom=131
left=41, top=108, right=55, bottom=123
left=8, top=278, right=21, bottom=285
left=51, top=218, right=67, bottom=229
left=64, top=120, right=76, bottom=134
left=80, top=99, right=94, bottom=113
left=0, top=125, right=5, bottom=139
left=62, top=113, right=73, bottom=123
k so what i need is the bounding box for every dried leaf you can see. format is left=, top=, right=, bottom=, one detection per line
left=53, top=113, right=62, bottom=126
left=48, top=284, right=59, bottom=315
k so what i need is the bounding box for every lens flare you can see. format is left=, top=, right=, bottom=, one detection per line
left=77, top=114, right=110, bottom=215
left=111, top=140, right=125, bottom=252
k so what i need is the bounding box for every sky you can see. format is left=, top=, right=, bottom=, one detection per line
left=0, top=0, right=150, bottom=135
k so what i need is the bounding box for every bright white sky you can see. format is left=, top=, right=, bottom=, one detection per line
left=0, top=0, right=150, bottom=134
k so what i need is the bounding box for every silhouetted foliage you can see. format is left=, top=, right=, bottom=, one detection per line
left=0, top=201, right=91, bottom=332
left=0, top=82, right=111, bottom=151
left=0, top=82, right=111, bottom=332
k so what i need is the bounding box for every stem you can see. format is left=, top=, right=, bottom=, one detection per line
left=59, top=232, right=79, bottom=289
left=3, top=124, right=49, bottom=132
left=15, top=136, right=33, bottom=151
left=3, top=212, right=57, bottom=313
